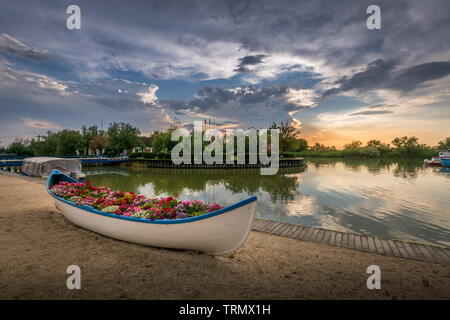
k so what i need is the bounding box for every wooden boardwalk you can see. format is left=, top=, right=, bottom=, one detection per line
left=252, top=219, right=450, bottom=266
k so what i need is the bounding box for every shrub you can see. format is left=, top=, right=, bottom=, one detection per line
left=129, top=152, right=143, bottom=159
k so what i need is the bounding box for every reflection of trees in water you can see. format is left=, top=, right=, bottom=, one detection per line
left=88, top=167, right=305, bottom=201
left=305, top=157, right=426, bottom=181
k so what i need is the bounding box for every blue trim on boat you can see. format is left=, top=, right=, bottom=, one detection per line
left=440, top=158, right=450, bottom=167
left=46, top=169, right=257, bottom=225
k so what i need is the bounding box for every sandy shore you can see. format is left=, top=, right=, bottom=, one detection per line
left=0, top=173, right=449, bottom=299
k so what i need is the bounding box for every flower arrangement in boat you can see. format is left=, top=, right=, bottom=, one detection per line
left=50, top=180, right=223, bottom=220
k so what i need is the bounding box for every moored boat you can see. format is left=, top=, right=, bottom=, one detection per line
left=424, top=149, right=450, bottom=167
left=47, top=169, right=257, bottom=255
left=23, top=157, right=85, bottom=179
left=441, top=158, right=450, bottom=167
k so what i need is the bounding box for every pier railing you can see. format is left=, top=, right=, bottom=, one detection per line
left=128, top=158, right=305, bottom=169
left=0, top=156, right=304, bottom=171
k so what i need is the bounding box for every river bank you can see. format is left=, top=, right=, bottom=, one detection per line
left=1, top=172, right=449, bottom=299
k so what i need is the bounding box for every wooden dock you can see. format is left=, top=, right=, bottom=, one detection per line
left=251, top=219, right=450, bottom=265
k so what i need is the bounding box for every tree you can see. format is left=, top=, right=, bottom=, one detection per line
left=140, top=136, right=152, bottom=147
left=391, top=136, right=429, bottom=155
left=54, top=129, right=85, bottom=156
left=107, top=122, right=143, bottom=155
left=343, top=140, right=363, bottom=150
left=81, top=125, right=101, bottom=155
left=366, top=139, right=390, bottom=154
left=7, top=140, right=34, bottom=156
left=270, top=121, right=301, bottom=153
left=310, top=143, right=334, bottom=152
left=437, top=137, right=450, bottom=149
left=89, top=136, right=109, bottom=154
left=150, top=126, right=180, bottom=154
left=296, top=138, right=308, bottom=151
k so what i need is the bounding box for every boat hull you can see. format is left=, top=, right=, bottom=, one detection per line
left=48, top=170, right=257, bottom=255
left=440, top=158, right=450, bottom=167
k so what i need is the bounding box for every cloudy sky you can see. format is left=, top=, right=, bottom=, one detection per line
left=0, top=0, right=449, bottom=147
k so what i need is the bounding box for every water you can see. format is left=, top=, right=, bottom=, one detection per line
left=85, top=158, right=450, bottom=247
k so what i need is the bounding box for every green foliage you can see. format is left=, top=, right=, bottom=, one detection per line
left=437, top=137, right=450, bottom=150
left=54, top=129, right=85, bottom=156
left=366, top=139, right=391, bottom=155
left=106, top=122, right=143, bottom=155
left=5, top=122, right=141, bottom=157
left=81, top=125, right=103, bottom=154
left=343, top=140, right=363, bottom=150
left=391, top=136, right=434, bottom=156
left=150, top=127, right=179, bottom=154
left=130, top=152, right=159, bottom=160
left=343, top=147, right=380, bottom=158
left=6, top=140, right=34, bottom=156
left=309, top=143, right=336, bottom=152
left=89, top=135, right=109, bottom=154
left=270, top=120, right=303, bottom=153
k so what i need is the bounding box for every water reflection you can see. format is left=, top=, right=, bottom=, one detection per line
left=86, top=159, right=450, bottom=247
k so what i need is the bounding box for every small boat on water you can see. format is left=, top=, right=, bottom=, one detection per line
left=424, top=150, right=450, bottom=167
left=47, top=169, right=257, bottom=255
left=441, top=158, right=450, bottom=167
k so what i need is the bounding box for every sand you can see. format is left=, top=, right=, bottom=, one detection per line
left=0, top=173, right=449, bottom=300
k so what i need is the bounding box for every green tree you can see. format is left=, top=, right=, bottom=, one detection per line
left=310, top=143, right=334, bottom=152
left=151, top=126, right=179, bottom=154
left=343, top=140, right=363, bottom=150
left=391, top=136, right=430, bottom=155
left=54, top=129, right=85, bottom=156
left=107, top=122, right=143, bottom=155
left=151, top=131, right=171, bottom=153
left=437, top=137, right=450, bottom=149
left=366, top=139, right=390, bottom=154
left=81, top=125, right=101, bottom=155
left=270, top=121, right=301, bottom=153
left=32, top=131, right=59, bottom=156
left=296, top=138, right=308, bottom=151
left=7, top=140, right=34, bottom=156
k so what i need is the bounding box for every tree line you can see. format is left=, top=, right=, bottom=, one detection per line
left=0, top=122, right=144, bottom=157
left=290, top=137, right=450, bottom=158
left=1, top=120, right=449, bottom=158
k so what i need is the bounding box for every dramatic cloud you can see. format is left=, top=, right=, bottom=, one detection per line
left=0, top=0, right=449, bottom=145
left=234, top=54, right=267, bottom=72
left=388, top=61, right=450, bottom=92
left=322, top=60, right=450, bottom=98
left=0, top=33, right=50, bottom=62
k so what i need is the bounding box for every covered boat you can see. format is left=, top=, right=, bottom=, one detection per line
left=23, top=157, right=85, bottom=179
left=47, top=170, right=257, bottom=255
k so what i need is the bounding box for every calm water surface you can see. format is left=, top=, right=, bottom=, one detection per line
left=85, top=158, right=450, bottom=246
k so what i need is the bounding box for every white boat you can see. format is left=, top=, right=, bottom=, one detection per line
left=47, top=169, right=257, bottom=255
